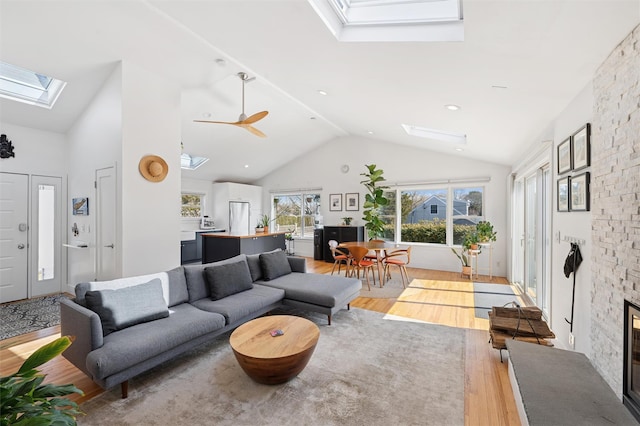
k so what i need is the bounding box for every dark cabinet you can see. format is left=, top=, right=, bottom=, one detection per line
left=180, top=240, right=198, bottom=264
left=202, top=233, right=286, bottom=263
left=323, top=226, right=365, bottom=262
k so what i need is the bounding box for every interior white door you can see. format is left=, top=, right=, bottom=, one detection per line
left=31, top=175, right=62, bottom=297
left=0, top=172, right=29, bottom=303
left=96, top=167, right=117, bottom=280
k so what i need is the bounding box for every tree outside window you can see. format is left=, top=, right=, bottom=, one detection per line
left=272, top=193, right=320, bottom=238
left=181, top=193, right=202, bottom=218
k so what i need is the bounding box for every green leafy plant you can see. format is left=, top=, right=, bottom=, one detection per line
left=476, top=220, right=497, bottom=243
left=1, top=335, right=84, bottom=426
left=450, top=247, right=470, bottom=267
left=256, top=214, right=270, bottom=228
left=341, top=217, right=353, bottom=225
left=463, top=230, right=480, bottom=250
left=360, top=164, right=389, bottom=239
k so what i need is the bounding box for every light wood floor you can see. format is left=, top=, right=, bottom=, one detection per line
left=0, top=258, right=521, bottom=425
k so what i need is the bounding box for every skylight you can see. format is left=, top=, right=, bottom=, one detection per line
left=401, top=123, right=467, bottom=144
left=181, top=153, right=209, bottom=170
left=307, top=0, right=463, bottom=42
left=0, top=62, right=66, bottom=109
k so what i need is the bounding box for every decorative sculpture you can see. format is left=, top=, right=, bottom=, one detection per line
left=0, top=134, right=15, bottom=159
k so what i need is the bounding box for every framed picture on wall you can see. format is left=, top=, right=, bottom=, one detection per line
left=557, top=177, right=569, bottom=212
left=345, top=193, right=359, bottom=211
left=72, top=197, right=89, bottom=215
left=557, top=137, right=572, bottom=174
left=569, top=172, right=590, bottom=212
left=572, top=123, right=591, bottom=171
left=329, top=193, right=342, bottom=211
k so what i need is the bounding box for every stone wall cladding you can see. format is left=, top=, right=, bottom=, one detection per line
left=591, top=24, right=640, bottom=399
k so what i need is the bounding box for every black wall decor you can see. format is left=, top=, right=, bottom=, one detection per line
left=0, top=134, right=15, bottom=159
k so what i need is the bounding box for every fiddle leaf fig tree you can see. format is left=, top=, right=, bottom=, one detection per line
left=360, top=164, right=389, bottom=239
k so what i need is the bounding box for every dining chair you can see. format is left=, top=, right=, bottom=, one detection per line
left=348, top=246, right=376, bottom=290
left=382, top=246, right=412, bottom=288
left=328, top=240, right=351, bottom=276
left=364, top=239, right=385, bottom=263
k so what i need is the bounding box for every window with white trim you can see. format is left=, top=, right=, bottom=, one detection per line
left=272, top=192, right=321, bottom=238
left=181, top=193, right=204, bottom=218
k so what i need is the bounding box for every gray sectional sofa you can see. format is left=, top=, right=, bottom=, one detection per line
left=60, top=249, right=361, bottom=398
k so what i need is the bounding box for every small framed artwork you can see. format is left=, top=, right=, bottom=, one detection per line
left=329, top=193, right=342, bottom=211
left=72, top=197, right=89, bottom=215
left=345, top=193, right=359, bottom=211
left=569, top=172, right=590, bottom=212
left=557, top=177, right=570, bottom=212
left=557, top=137, right=572, bottom=174
left=572, top=123, right=591, bottom=171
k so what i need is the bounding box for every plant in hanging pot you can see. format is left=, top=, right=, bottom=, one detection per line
left=360, top=164, right=389, bottom=239
left=476, top=220, right=497, bottom=243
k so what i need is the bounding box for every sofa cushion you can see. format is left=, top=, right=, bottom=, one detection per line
left=166, top=266, right=189, bottom=307
left=191, top=284, right=285, bottom=325
left=256, top=272, right=362, bottom=308
left=184, top=254, right=247, bottom=302
left=85, top=278, right=169, bottom=336
left=246, top=254, right=263, bottom=282
left=259, top=249, right=292, bottom=281
left=85, top=303, right=226, bottom=380
left=204, top=260, right=254, bottom=301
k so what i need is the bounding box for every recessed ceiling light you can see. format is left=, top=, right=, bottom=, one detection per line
left=445, top=104, right=460, bottom=111
left=317, top=90, right=328, bottom=96
left=202, top=112, right=212, bottom=118
left=455, top=148, right=464, bottom=152
left=367, top=131, right=374, bottom=135
left=244, top=164, right=249, bottom=168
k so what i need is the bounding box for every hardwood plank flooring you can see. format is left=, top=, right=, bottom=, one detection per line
left=0, top=258, right=521, bottom=425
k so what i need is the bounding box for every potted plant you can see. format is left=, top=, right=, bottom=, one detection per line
left=342, top=217, right=353, bottom=226
left=476, top=220, right=497, bottom=243
left=464, top=230, right=480, bottom=251
left=256, top=214, right=270, bottom=234
left=360, top=164, right=389, bottom=239
left=1, top=335, right=84, bottom=425
left=450, top=247, right=472, bottom=277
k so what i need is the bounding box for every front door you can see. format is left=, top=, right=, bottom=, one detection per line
left=0, top=172, right=29, bottom=303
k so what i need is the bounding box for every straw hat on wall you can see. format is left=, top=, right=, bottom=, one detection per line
left=139, top=155, right=168, bottom=182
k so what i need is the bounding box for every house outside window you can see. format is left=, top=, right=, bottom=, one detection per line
left=388, top=186, right=484, bottom=245
left=181, top=193, right=203, bottom=218
left=272, top=193, right=321, bottom=238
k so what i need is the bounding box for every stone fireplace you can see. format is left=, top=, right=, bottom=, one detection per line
left=591, top=23, right=639, bottom=407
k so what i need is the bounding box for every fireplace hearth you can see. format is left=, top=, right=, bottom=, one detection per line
left=624, top=300, right=640, bottom=422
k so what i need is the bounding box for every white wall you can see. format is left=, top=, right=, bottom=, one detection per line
left=120, top=61, right=181, bottom=276
left=257, top=135, right=511, bottom=275
left=67, top=63, right=123, bottom=287
left=0, top=123, right=67, bottom=176
left=549, top=82, right=594, bottom=354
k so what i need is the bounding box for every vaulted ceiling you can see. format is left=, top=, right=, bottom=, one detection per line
left=1, top=0, right=638, bottom=182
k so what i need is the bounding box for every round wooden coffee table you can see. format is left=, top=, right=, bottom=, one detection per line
left=229, top=315, right=320, bottom=385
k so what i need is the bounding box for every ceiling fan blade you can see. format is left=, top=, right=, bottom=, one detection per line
left=242, top=124, right=267, bottom=138
left=193, top=119, right=241, bottom=125
left=241, top=111, right=269, bottom=124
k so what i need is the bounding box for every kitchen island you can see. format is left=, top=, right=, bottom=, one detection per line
left=201, top=231, right=286, bottom=263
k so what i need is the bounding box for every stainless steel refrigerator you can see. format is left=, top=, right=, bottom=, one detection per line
left=229, top=201, right=250, bottom=235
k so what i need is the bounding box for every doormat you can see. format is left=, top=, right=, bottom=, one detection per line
left=0, top=294, right=68, bottom=340
left=473, top=282, right=518, bottom=319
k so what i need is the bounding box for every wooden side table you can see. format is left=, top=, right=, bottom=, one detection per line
left=230, top=315, right=319, bottom=384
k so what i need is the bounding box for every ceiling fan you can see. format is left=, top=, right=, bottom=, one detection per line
left=194, top=72, right=269, bottom=138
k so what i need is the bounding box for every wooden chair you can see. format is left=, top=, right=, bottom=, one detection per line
left=348, top=246, right=376, bottom=290
left=364, top=239, right=385, bottom=262
left=383, top=246, right=411, bottom=288
left=328, top=240, right=351, bottom=276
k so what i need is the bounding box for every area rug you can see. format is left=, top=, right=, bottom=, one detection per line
left=0, top=293, right=68, bottom=340
left=473, top=282, right=518, bottom=319
left=78, top=307, right=465, bottom=426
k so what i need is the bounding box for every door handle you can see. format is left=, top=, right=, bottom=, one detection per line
left=104, top=244, right=114, bottom=248
left=17, top=243, right=25, bottom=249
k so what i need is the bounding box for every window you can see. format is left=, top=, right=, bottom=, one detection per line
left=180, top=153, right=209, bottom=170
left=272, top=192, right=321, bottom=238
left=181, top=193, right=203, bottom=218
left=390, top=185, right=484, bottom=245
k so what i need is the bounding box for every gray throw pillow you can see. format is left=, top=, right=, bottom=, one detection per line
left=204, top=260, right=254, bottom=300
left=246, top=253, right=263, bottom=282
left=85, top=278, right=169, bottom=336
left=259, top=249, right=292, bottom=281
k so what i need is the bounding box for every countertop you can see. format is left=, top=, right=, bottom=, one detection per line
left=201, top=231, right=287, bottom=239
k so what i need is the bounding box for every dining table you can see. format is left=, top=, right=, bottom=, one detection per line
left=338, top=240, right=406, bottom=287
